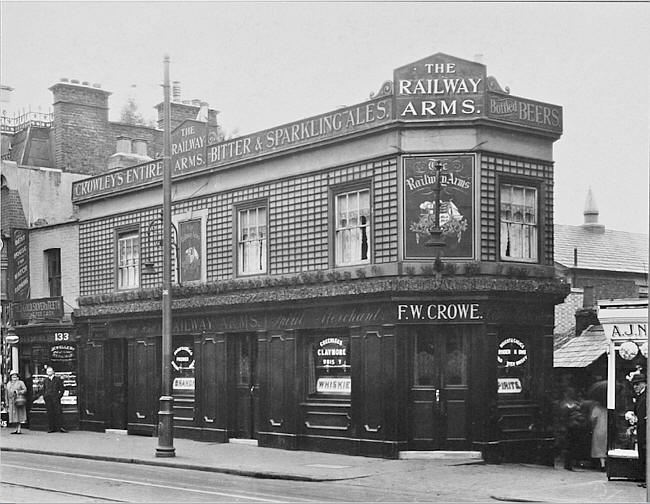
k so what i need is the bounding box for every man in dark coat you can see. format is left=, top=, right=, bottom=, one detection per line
left=43, top=366, right=67, bottom=433
left=632, top=373, right=646, bottom=486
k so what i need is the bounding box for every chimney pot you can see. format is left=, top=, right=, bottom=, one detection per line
left=92, top=83, right=101, bottom=88
left=71, top=79, right=80, bottom=84
left=191, top=99, right=201, bottom=107
left=132, top=138, right=148, bottom=156
left=172, top=81, right=181, bottom=102
left=116, top=135, right=132, bottom=154
left=61, top=78, right=69, bottom=82
left=82, top=81, right=89, bottom=86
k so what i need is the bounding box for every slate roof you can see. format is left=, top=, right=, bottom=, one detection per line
left=555, top=224, right=648, bottom=274
left=554, top=324, right=607, bottom=368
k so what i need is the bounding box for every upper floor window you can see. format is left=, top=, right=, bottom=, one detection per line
left=45, top=248, right=61, bottom=297
left=335, top=189, right=370, bottom=266
left=117, top=230, right=140, bottom=289
left=237, top=206, right=267, bottom=275
left=500, top=184, right=538, bottom=262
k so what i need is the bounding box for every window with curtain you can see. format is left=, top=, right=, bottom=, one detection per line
left=335, top=189, right=370, bottom=266
left=238, top=206, right=267, bottom=275
left=500, top=184, right=538, bottom=262
left=117, top=230, right=140, bottom=289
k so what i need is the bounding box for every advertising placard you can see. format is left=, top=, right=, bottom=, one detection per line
left=10, top=228, right=30, bottom=301
left=178, top=219, right=202, bottom=283
left=403, top=154, right=474, bottom=259
left=13, top=297, right=64, bottom=323
left=486, top=92, right=562, bottom=134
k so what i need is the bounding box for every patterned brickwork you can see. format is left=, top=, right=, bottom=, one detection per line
left=79, top=158, right=398, bottom=295
left=480, top=155, right=554, bottom=265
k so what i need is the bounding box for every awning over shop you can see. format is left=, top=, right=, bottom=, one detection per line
left=554, top=324, right=607, bottom=368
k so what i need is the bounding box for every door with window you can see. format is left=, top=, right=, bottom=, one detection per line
left=106, top=339, right=128, bottom=430
left=409, top=326, right=470, bottom=450
left=231, top=334, right=259, bottom=439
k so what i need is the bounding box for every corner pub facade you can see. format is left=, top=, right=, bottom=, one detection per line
left=72, top=53, right=568, bottom=463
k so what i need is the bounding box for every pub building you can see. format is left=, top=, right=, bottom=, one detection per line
left=73, top=52, right=568, bottom=462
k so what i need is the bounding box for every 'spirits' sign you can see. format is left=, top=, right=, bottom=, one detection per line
left=487, top=92, right=562, bottom=134
left=394, top=53, right=485, bottom=120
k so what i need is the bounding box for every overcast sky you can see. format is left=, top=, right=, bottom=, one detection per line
left=1, top=1, right=648, bottom=234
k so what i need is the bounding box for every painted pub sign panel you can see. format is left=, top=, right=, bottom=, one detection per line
left=394, top=53, right=486, bottom=120
left=403, top=154, right=475, bottom=259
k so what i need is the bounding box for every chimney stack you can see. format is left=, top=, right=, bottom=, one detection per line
left=582, top=187, right=605, bottom=232
left=172, top=81, right=181, bottom=102
left=116, top=135, right=132, bottom=154
left=132, top=138, right=148, bottom=156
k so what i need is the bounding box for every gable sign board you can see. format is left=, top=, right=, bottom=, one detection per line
left=394, top=53, right=486, bottom=120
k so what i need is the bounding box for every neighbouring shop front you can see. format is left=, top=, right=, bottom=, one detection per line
left=598, top=299, right=648, bottom=481
left=75, top=280, right=564, bottom=460
left=12, top=305, right=79, bottom=430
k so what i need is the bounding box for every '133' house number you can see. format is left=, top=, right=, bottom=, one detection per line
left=54, top=332, right=70, bottom=341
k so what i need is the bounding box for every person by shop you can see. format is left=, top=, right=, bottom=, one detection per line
left=4, top=370, right=27, bottom=434
left=632, top=374, right=647, bottom=487
left=43, top=366, right=67, bottom=433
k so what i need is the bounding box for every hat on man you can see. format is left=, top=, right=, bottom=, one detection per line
left=631, top=373, right=647, bottom=384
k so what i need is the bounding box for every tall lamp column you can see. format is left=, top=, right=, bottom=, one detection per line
left=156, top=54, right=175, bottom=458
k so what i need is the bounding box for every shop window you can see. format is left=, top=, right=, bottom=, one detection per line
left=334, top=188, right=370, bottom=266
left=45, top=248, right=61, bottom=297
left=174, top=210, right=208, bottom=284
left=500, top=184, right=538, bottom=262
left=116, top=229, right=140, bottom=289
left=307, top=336, right=351, bottom=396
left=237, top=206, right=267, bottom=275
left=444, top=331, right=468, bottom=386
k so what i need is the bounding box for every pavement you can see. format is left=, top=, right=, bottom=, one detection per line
left=1, top=427, right=647, bottom=503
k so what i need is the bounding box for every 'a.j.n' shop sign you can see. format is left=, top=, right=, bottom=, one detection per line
left=394, top=53, right=485, bottom=120
left=403, top=154, right=474, bottom=259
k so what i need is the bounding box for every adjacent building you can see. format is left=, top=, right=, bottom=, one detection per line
left=71, top=52, right=568, bottom=462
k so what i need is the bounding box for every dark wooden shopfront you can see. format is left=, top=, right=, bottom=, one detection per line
left=75, top=283, right=563, bottom=461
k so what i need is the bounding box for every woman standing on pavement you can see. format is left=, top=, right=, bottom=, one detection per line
left=5, top=370, right=27, bottom=434
left=590, top=400, right=607, bottom=471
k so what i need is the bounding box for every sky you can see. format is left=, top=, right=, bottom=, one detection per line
left=1, top=1, right=649, bottom=234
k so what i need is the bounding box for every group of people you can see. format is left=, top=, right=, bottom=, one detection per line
left=3, top=366, right=67, bottom=434
left=557, top=373, right=647, bottom=484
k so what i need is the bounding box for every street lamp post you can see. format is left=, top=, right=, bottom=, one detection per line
left=156, top=54, right=175, bottom=458
left=425, top=160, right=446, bottom=249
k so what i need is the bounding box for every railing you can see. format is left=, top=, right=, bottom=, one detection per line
left=1, top=111, right=53, bottom=134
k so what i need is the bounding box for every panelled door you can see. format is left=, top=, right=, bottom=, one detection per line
left=409, top=326, right=470, bottom=450
left=106, top=339, right=128, bottom=430
left=231, top=333, right=259, bottom=439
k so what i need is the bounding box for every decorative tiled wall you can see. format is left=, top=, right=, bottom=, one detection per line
left=79, top=157, right=398, bottom=295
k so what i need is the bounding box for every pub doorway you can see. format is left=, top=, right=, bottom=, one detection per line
left=106, top=339, right=128, bottom=430
left=230, top=333, right=259, bottom=439
left=409, top=325, right=471, bottom=450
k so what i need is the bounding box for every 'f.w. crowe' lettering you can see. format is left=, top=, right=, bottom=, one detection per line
left=397, top=303, right=482, bottom=321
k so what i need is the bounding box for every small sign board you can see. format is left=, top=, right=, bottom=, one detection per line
left=498, top=378, right=522, bottom=394
left=13, top=297, right=64, bottom=322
